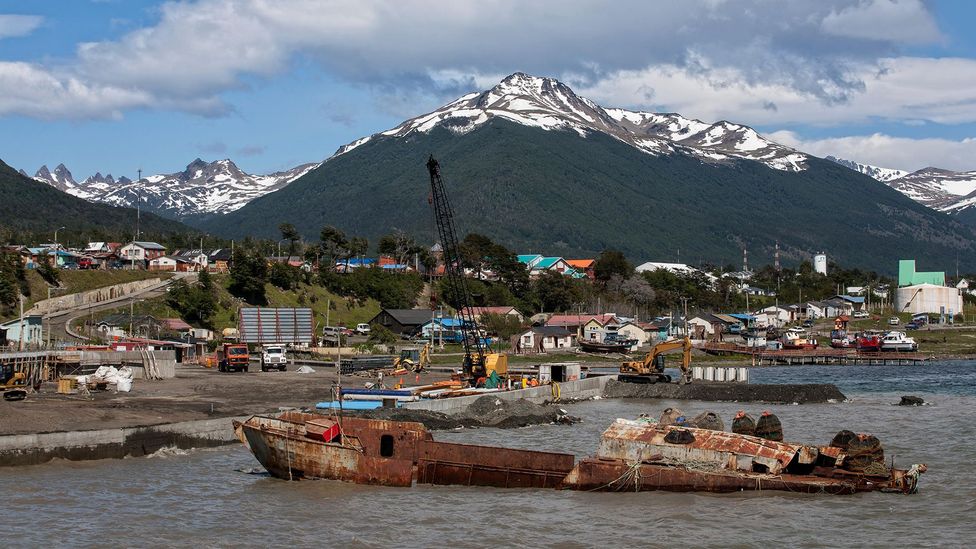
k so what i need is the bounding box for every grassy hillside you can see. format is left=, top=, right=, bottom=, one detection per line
left=75, top=276, right=382, bottom=334
left=200, top=119, right=976, bottom=272
left=0, top=158, right=192, bottom=242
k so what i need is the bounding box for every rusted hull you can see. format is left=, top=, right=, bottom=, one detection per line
left=416, top=441, right=574, bottom=488
left=238, top=415, right=432, bottom=486
left=561, top=459, right=866, bottom=494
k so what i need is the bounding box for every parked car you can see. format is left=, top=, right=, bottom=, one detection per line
left=78, top=257, right=94, bottom=269
left=354, top=323, right=371, bottom=336
left=852, top=310, right=869, bottom=319
left=888, top=316, right=900, bottom=325
left=905, top=321, right=921, bottom=330
left=802, top=319, right=814, bottom=328
left=321, top=326, right=343, bottom=345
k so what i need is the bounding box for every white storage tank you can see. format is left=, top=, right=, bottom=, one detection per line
left=738, top=368, right=749, bottom=383
left=814, top=253, right=827, bottom=275
left=715, top=368, right=726, bottom=382
left=704, top=366, right=715, bottom=381
left=692, top=366, right=704, bottom=381
left=895, top=283, right=964, bottom=315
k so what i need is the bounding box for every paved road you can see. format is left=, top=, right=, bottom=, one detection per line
left=43, top=273, right=197, bottom=343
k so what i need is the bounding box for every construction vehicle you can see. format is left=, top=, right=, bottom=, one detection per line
left=393, top=343, right=431, bottom=373
left=618, top=337, right=693, bottom=384
left=217, top=343, right=250, bottom=373
left=1, top=363, right=28, bottom=401
left=260, top=345, right=288, bottom=372
left=426, top=156, right=508, bottom=383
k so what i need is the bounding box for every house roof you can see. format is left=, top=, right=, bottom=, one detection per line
left=525, top=326, right=574, bottom=337
left=729, top=313, right=756, bottom=321
left=565, top=259, right=594, bottom=269
left=833, top=294, right=865, bottom=304
left=160, top=318, right=192, bottom=330
left=546, top=313, right=618, bottom=327
left=531, top=257, right=565, bottom=270
left=207, top=248, right=233, bottom=261
left=130, top=241, right=166, bottom=250
left=153, top=255, right=194, bottom=263
left=422, top=318, right=464, bottom=328
left=461, top=306, right=523, bottom=317
left=373, top=308, right=434, bottom=326
left=517, top=254, right=543, bottom=267
left=711, top=313, right=742, bottom=324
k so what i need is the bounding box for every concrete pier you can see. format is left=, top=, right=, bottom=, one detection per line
left=0, top=416, right=243, bottom=467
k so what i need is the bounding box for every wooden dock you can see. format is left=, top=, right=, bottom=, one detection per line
left=699, top=343, right=928, bottom=366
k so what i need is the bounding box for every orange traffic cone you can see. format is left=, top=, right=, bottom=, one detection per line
left=399, top=377, right=404, bottom=386
left=415, top=374, right=421, bottom=383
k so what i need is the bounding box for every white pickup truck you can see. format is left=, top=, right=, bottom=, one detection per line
left=260, top=345, right=288, bottom=372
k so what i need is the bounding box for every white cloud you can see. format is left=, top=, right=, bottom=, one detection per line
left=0, top=14, right=43, bottom=39
left=0, top=0, right=953, bottom=120
left=821, top=0, right=941, bottom=44
left=768, top=131, right=976, bottom=172
left=577, top=57, right=976, bottom=127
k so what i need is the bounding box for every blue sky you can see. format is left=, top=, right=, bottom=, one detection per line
left=1, top=0, right=975, bottom=179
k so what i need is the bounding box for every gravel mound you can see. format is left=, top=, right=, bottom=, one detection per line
left=603, top=380, right=846, bottom=404
left=348, top=396, right=579, bottom=430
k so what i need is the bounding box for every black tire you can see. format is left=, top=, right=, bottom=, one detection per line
left=280, top=365, right=287, bottom=372
left=244, top=366, right=249, bottom=373
left=261, top=366, right=268, bottom=372
left=218, top=362, right=226, bottom=372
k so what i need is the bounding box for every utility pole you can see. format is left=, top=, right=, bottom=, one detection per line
left=680, top=297, right=690, bottom=337
left=136, top=168, right=142, bottom=241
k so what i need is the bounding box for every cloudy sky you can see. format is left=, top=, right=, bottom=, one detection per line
left=2, top=0, right=975, bottom=178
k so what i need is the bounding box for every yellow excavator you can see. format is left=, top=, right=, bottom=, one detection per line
left=393, top=343, right=431, bottom=373
left=1, top=364, right=28, bottom=401
left=619, top=337, right=693, bottom=384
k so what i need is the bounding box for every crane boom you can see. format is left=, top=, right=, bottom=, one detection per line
left=427, top=155, right=487, bottom=378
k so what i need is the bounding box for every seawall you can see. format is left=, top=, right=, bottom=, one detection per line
left=0, top=416, right=243, bottom=467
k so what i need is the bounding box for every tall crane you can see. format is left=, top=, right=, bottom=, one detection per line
left=426, top=155, right=506, bottom=381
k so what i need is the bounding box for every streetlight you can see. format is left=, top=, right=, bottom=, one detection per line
left=54, top=225, right=65, bottom=253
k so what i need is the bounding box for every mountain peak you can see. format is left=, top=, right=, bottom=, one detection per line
left=339, top=72, right=806, bottom=172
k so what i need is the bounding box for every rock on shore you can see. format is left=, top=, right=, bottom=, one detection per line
left=346, top=396, right=578, bottom=430
left=603, top=380, right=846, bottom=404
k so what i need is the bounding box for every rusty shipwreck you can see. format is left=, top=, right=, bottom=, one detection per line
left=233, top=412, right=925, bottom=495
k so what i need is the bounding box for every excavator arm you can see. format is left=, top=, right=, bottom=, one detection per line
left=619, top=337, right=693, bottom=384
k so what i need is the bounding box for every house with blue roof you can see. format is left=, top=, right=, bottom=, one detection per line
left=517, top=254, right=576, bottom=278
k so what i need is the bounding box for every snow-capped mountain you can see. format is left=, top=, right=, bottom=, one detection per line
left=335, top=72, right=807, bottom=171
left=825, top=156, right=908, bottom=182
left=31, top=159, right=318, bottom=219
left=828, top=156, right=976, bottom=214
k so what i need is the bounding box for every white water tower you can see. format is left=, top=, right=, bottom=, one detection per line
left=814, top=253, right=827, bottom=275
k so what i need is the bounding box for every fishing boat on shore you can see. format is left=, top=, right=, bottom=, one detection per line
left=782, top=328, right=818, bottom=350
left=233, top=411, right=925, bottom=495
left=881, top=331, right=918, bottom=352
left=857, top=330, right=883, bottom=352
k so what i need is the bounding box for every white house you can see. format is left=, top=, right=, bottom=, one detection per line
left=687, top=316, right=715, bottom=340
left=616, top=321, right=655, bottom=346
left=755, top=306, right=791, bottom=328
left=515, top=326, right=577, bottom=353
left=120, top=241, right=167, bottom=262
left=636, top=261, right=718, bottom=284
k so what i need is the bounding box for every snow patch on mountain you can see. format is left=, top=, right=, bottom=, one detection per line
left=828, top=156, right=976, bottom=215
left=30, top=159, right=319, bottom=218
left=335, top=73, right=806, bottom=172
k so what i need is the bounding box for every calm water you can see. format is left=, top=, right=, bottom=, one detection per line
left=2, top=362, right=975, bottom=548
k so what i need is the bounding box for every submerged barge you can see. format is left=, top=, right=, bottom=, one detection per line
left=233, top=412, right=925, bottom=495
